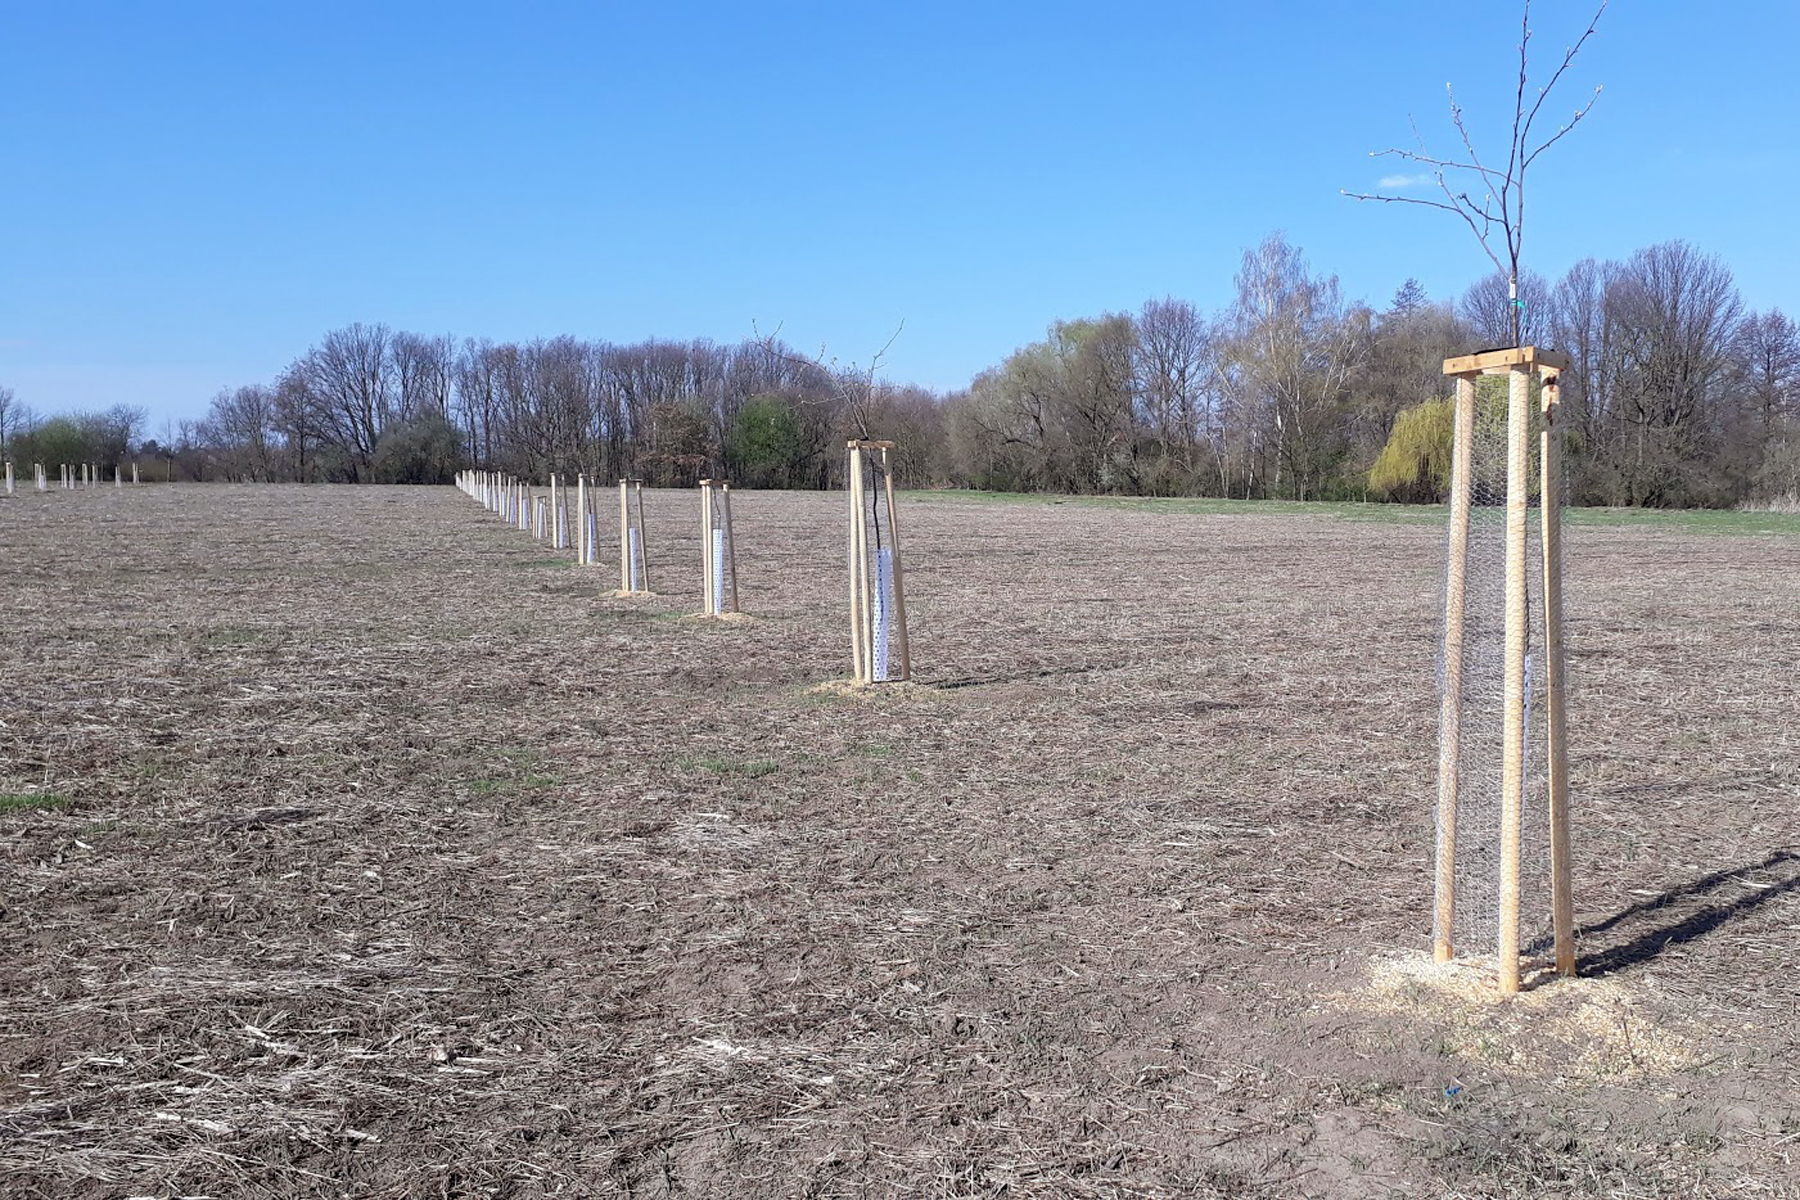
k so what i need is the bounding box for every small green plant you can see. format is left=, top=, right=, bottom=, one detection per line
left=679, top=755, right=780, bottom=779
left=0, top=792, right=73, bottom=814
left=461, top=745, right=563, bottom=800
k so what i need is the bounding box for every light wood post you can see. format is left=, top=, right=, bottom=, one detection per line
left=553, top=474, right=568, bottom=550
left=1497, top=362, right=1533, bottom=996
left=619, top=479, right=631, bottom=591
left=35, top=463, right=46, bottom=491
left=635, top=481, right=650, bottom=591
left=846, top=441, right=908, bottom=683
left=697, top=479, right=739, bottom=616
left=1541, top=370, right=1575, bottom=977
left=577, top=474, right=589, bottom=564
left=132, top=462, right=139, bottom=485
left=699, top=480, right=714, bottom=614
left=847, top=448, right=865, bottom=680
left=849, top=445, right=872, bottom=680
left=721, top=483, right=740, bottom=614
left=618, top=479, right=649, bottom=592
left=879, top=447, right=912, bottom=680
left=1435, top=372, right=1477, bottom=964
left=4, top=462, right=12, bottom=495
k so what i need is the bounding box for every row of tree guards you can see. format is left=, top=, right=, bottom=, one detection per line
left=453, top=440, right=913, bottom=681
left=2, top=462, right=142, bottom=494
left=454, top=396, right=1569, bottom=996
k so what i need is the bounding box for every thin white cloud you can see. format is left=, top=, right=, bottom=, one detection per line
left=1377, top=173, right=1433, bottom=190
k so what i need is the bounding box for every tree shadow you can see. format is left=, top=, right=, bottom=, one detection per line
left=1559, top=849, right=1800, bottom=977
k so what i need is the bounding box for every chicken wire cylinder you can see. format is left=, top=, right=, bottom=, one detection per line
left=1434, top=351, right=1573, bottom=993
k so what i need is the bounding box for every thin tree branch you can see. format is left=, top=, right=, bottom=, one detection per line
left=1372, top=144, right=1508, bottom=188
left=1444, top=85, right=1508, bottom=200
left=1521, top=0, right=1609, bottom=150
left=1523, top=86, right=1602, bottom=168
left=1341, top=190, right=1508, bottom=279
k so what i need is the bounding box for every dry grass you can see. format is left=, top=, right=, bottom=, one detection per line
left=0, top=482, right=1797, bottom=1198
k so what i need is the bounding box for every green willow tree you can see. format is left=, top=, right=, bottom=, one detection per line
left=1368, top=397, right=1454, bottom=502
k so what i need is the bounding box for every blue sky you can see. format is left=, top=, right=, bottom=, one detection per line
left=3, top=1, right=1794, bottom=427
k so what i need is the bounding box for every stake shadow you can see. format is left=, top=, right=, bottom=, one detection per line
left=1557, top=849, right=1800, bottom=977
left=931, top=662, right=1117, bottom=690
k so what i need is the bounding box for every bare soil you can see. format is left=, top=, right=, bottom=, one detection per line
left=1, top=483, right=1796, bottom=1198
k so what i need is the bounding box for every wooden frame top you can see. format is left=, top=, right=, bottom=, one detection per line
left=847, top=439, right=896, bottom=450
left=1442, top=346, right=1572, bottom=376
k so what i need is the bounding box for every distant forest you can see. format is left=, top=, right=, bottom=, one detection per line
left=3, top=233, right=1794, bottom=509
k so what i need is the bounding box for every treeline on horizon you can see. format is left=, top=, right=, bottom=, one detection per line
left=2, top=233, right=1794, bottom=509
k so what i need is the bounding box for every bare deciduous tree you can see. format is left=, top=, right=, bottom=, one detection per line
left=1216, top=235, right=1370, bottom=500
left=1346, top=0, right=1608, bottom=347
left=296, top=323, right=395, bottom=479
left=206, top=385, right=277, bottom=480
left=1133, top=297, right=1219, bottom=486
left=392, top=332, right=455, bottom=421
left=1733, top=310, right=1800, bottom=447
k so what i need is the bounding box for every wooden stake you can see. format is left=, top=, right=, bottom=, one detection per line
left=619, top=479, right=631, bottom=591
left=634, top=481, right=650, bottom=592
left=720, top=483, right=740, bottom=614
left=699, top=480, right=714, bottom=614
left=858, top=449, right=879, bottom=680
left=1541, top=370, right=1576, bottom=977
left=555, top=475, right=569, bottom=550
left=879, top=446, right=912, bottom=681
left=1435, top=372, right=1477, bottom=964
left=577, top=474, right=589, bottom=564
left=1498, top=363, right=1532, bottom=996
left=847, top=446, right=866, bottom=681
